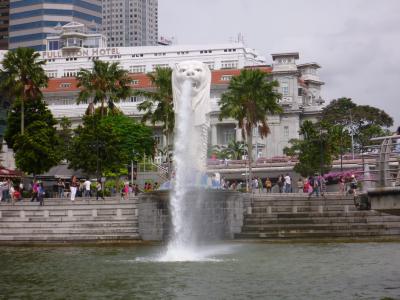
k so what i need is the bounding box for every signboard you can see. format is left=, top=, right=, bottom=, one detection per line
left=40, top=48, right=121, bottom=59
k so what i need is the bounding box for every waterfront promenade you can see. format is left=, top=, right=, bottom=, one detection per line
left=2, top=193, right=400, bottom=243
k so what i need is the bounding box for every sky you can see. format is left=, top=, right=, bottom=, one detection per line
left=159, top=0, right=400, bottom=129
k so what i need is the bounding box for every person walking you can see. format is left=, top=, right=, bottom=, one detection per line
left=30, top=180, right=39, bottom=202
left=96, top=179, right=105, bottom=200
left=70, top=176, right=78, bottom=201
left=257, top=177, right=263, bottom=193
left=308, top=175, right=320, bottom=198
left=83, top=179, right=91, bottom=198
left=339, top=176, right=345, bottom=194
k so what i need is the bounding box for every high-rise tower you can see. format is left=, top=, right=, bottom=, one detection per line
left=9, top=0, right=102, bottom=51
left=0, top=0, right=9, bottom=50
left=102, top=0, right=158, bottom=47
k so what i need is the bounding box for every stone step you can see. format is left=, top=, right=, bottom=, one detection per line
left=0, top=234, right=140, bottom=241
left=0, top=203, right=137, bottom=210
left=241, top=223, right=389, bottom=232
left=235, top=229, right=400, bottom=239
left=243, top=217, right=400, bottom=225
left=250, top=207, right=358, bottom=214
left=0, top=221, right=138, bottom=228
left=0, top=216, right=137, bottom=222
left=0, top=227, right=139, bottom=235
left=249, top=199, right=356, bottom=206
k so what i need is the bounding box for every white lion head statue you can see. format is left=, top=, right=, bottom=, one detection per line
left=172, top=61, right=211, bottom=126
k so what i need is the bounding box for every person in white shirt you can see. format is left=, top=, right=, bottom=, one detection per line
left=284, top=174, right=291, bottom=193
left=83, top=179, right=91, bottom=197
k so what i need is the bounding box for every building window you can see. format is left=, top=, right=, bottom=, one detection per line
left=59, top=83, right=72, bottom=88
left=152, top=64, right=169, bottom=71
left=46, top=70, right=57, bottom=78
left=284, top=126, right=289, bottom=137
left=131, top=79, right=139, bottom=85
left=221, top=60, right=238, bottom=69
left=129, top=65, right=146, bottom=73
left=204, top=62, right=215, bottom=70
left=281, top=82, right=289, bottom=96
left=221, top=75, right=233, bottom=81
left=223, top=130, right=235, bottom=144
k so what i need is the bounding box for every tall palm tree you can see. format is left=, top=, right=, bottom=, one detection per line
left=219, top=69, right=282, bottom=191
left=77, top=60, right=131, bottom=117
left=134, top=67, right=174, bottom=177
left=0, top=47, right=48, bottom=134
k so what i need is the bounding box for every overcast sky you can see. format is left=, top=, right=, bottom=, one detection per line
left=159, top=0, right=400, bottom=129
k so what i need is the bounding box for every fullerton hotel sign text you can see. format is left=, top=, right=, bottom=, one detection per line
left=40, top=48, right=121, bottom=59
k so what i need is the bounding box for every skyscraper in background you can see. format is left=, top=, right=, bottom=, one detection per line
left=0, top=0, right=9, bottom=50
left=9, top=0, right=102, bottom=51
left=102, top=0, right=158, bottom=47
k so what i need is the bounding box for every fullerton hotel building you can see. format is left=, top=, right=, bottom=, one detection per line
left=0, top=22, right=325, bottom=160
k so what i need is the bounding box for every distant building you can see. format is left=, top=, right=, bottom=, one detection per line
left=9, top=0, right=102, bottom=51
left=46, top=22, right=107, bottom=51
left=101, top=0, right=158, bottom=47
left=0, top=0, right=8, bottom=50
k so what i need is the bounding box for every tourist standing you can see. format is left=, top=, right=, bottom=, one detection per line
left=297, top=178, right=303, bottom=193
left=278, top=175, right=284, bottom=193
left=257, top=177, right=263, bottom=193
left=339, top=176, right=345, bottom=194
left=38, top=182, right=45, bottom=206
left=265, top=177, right=272, bottom=193
left=83, top=179, right=91, bottom=197
left=284, top=173, right=291, bottom=193
left=70, top=176, right=78, bottom=201
left=349, top=175, right=358, bottom=196
left=31, top=180, right=39, bottom=202
left=96, top=179, right=104, bottom=200
left=57, top=179, right=65, bottom=198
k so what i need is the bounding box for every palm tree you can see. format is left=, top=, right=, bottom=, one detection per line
left=219, top=69, right=282, bottom=191
left=77, top=60, right=131, bottom=117
left=0, top=47, right=48, bottom=134
left=225, top=141, right=248, bottom=160
left=134, top=67, right=174, bottom=177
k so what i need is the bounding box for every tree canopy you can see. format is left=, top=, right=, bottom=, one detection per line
left=0, top=47, right=48, bottom=134
left=77, top=60, right=131, bottom=117
left=67, top=114, right=154, bottom=176
left=321, top=97, right=393, bottom=150
left=219, top=69, right=282, bottom=190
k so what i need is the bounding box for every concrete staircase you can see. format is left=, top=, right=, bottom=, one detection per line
left=235, top=194, right=400, bottom=240
left=0, top=197, right=140, bottom=242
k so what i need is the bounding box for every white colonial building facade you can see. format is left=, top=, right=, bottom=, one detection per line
left=0, top=31, right=325, bottom=162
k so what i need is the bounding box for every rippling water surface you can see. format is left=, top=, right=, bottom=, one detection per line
left=1, top=242, right=400, bottom=300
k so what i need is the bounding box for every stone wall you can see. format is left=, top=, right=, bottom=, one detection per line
left=138, top=190, right=247, bottom=241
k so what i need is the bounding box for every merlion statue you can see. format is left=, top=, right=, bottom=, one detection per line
left=172, top=61, right=211, bottom=172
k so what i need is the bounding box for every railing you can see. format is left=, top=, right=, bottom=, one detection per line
left=356, top=135, right=400, bottom=189
left=137, top=158, right=169, bottom=182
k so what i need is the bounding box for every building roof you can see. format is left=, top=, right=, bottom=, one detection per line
left=42, top=66, right=273, bottom=93
left=297, top=62, right=321, bottom=69
left=271, top=52, right=299, bottom=60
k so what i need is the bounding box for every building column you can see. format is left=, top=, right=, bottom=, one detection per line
left=211, top=124, right=218, bottom=146
left=235, top=126, right=243, bottom=142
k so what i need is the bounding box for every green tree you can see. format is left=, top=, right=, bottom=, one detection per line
left=67, top=114, right=154, bottom=177
left=76, top=60, right=131, bottom=117
left=284, top=121, right=352, bottom=177
left=0, top=47, right=48, bottom=134
left=13, top=120, right=60, bottom=175
left=4, top=97, right=57, bottom=149
left=134, top=67, right=174, bottom=176
left=219, top=69, right=282, bottom=190
left=322, top=97, right=393, bottom=152
left=56, top=116, right=73, bottom=161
